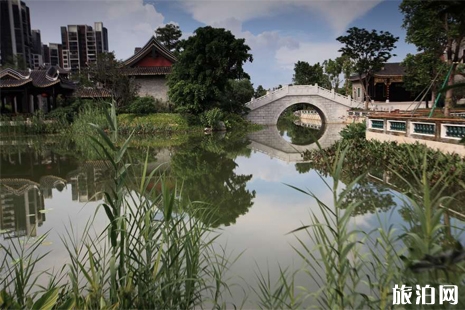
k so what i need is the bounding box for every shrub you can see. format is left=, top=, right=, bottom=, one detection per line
left=339, top=121, right=366, bottom=140
left=128, top=96, right=157, bottom=114
left=127, top=96, right=170, bottom=114
left=199, top=108, right=224, bottom=129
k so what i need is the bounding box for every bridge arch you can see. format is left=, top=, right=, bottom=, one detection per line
left=274, top=100, right=326, bottom=125
left=246, top=84, right=358, bottom=125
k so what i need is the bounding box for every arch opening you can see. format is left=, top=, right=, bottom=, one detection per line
left=276, top=102, right=326, bottom=146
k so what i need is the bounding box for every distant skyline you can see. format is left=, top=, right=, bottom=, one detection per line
left=26, top=0, right=417, bottom=88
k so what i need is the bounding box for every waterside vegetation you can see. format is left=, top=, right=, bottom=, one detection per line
left=1, top=116, right=465, bottom=308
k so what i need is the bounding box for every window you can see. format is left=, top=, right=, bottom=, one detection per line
left=357, top=87, right=361, bottom=98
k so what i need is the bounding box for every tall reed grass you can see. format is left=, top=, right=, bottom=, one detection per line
left=257, top=128, right=465, bottom=308
left=0, top=103, right=236, bottom=309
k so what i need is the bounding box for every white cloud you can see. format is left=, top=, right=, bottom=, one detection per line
left=179, top=0, right=383, bottom=35
left=275, top=41, right=342, bottom=70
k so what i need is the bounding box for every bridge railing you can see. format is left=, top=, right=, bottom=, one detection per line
left=246, top=86, right=288, bottom=106
left=246, top=84, right=363, bottom=109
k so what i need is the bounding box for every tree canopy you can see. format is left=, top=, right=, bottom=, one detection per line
left=336, top=27, right=398, bottom=108
left=167, top=26, right=253, bottom=115
left=221, top=79, right=254, bottom=114
left=400, top=0, right=465, bottom=115
left=401, top=52, right=447, bottom=104
left=83, top=52, right=139, bottom=108
left=292, top=61, right=330, bottom=88
left=323, top=57, right=345, bottom=92
left=254, top=85, right=267, bottom=98
left=155, top=23, right=182, bottom=53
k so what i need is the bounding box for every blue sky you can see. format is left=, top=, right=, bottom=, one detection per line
left=26, top=0, right=417, bottom=89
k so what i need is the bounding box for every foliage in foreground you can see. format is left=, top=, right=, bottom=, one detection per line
left=0, top=106, right=235, bottom=309
left=261, top=131, right=465, bottom=308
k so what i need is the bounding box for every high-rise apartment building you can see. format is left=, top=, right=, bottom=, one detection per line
left=42, top=44, right=49, bottom=65
left=48, top=43, right=63, bottom=67
left=0, top=0, right=33, bottom=68
left=60, top=22, right=109, bottom=71
left=31, top=29, right=43, bottom=69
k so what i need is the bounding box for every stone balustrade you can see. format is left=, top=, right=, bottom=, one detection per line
left=366, top=115, right=465, bottom=156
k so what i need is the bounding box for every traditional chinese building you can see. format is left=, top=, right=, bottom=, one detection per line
left=350, top=63, right=416, bottom=103
left=0, top=66, right=75, bottom=114
left=121, top=36, right=177, bottom=102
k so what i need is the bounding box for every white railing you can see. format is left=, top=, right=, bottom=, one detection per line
left=246, top=84, right=362, bottom=109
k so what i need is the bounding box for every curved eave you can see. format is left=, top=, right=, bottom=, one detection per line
left=122, top=36, right=177, bottom=67
left=0, top=79, right=33, bottom=87
left=0, top=68, right=31, bottom=80
left=373, top=74, right=404, bottom=78
left=33, top=79, right=61, bottom=88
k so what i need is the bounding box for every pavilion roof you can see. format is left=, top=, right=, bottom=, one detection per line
left=0, top=67, right=76, bottom=89
left=121, top=35, right=177, bottom=69
left=349, top=63, right=406, bottom=81
left=122, top=66, right=172, bottom=76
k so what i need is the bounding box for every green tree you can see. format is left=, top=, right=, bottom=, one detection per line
left=155, top=23, right=182, bottom=53
left=401, top=52, right=447, bottom=105
left=83, top=52, right=139, bottom=108
left=400, top=0, right=465, bottom=116
left=254, top=85, right=267, bottom=98
left=168, top=26, right=253, bottom=115
left=293, top=61, right=330, bottom=88
left=221, top=78, right=254, bottom=114
left=341, top=56, right=354, bottom=96
left=337, top=27, right=398, bottom=109
left=323, top=57, right=344, bottom=91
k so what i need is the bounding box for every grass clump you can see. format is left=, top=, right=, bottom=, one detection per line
left=117, top=113, right=197, bottom=134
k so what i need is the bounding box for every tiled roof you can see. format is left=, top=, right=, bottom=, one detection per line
left=0, top=67, right=76, bottom=88
left=122, top=36, right=177, bottom=67
left=122, top=66, right=172, bottom=76
left=74, top=88, right=112, bottom=98
left=349, top=62, right=405, bottom=81
left=375, top=63, right=405, bottom=77
left=0, top=79, right=32, bottom=87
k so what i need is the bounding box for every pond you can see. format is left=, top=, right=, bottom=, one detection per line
left=1, top=119, right=464, bottom=307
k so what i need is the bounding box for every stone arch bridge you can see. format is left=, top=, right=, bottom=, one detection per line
left=246, top=84, right=362, bottom=125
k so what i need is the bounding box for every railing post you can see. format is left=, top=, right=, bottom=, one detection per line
left=331, top=88, right=335, bottom=99
left=315, top=83, right=319, bottom=93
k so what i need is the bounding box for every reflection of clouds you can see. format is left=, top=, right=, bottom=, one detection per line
left=217, top=155, right=337, bottom=304
left=235, top=152, right=294, bottom=182
left=351, top=213, right=376, bottom=230
left=1, top=188, right=108, bottom=287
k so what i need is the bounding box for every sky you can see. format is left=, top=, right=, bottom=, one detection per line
left=25, top=0, right=418, bottom=89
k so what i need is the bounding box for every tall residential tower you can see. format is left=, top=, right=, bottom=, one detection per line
left=0, top=0, right=33, bottom=68
left=60, top=22, right=109, bottom=71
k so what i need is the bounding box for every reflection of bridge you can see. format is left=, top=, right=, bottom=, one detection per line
left=294, top=119, right=322, bottom=130
left=247, top=124, right=346, bottom=163
left=246, top=85, right=361, bottom=125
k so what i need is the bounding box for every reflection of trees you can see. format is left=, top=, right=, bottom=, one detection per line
left=277, top=117, right=320, bottom=145
left=303, top=138, right=465, bottom=218
left=171, top=135, right=255, bottom=227
left=339, top=180, right=394, bottom=215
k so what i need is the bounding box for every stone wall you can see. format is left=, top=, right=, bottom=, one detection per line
left=134, top=76, right=169, bottom=102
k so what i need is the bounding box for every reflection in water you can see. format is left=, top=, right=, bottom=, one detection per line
left=0, top=180, right=44, bottom=238
left=171, top=134, right=256, bottom=227
left=277, top=116, right=323, bottom=146
left=0, top=147, right=112, bottom=238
